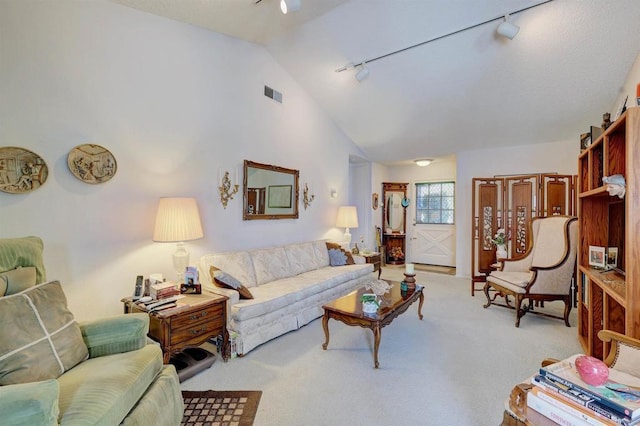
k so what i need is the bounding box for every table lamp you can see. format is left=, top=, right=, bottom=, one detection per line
left=153, top=197, right=204, bottom=281
left=336, top=206, right=358, bottom=247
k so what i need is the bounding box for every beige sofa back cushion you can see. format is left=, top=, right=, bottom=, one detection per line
left=251, top=247, right=292, bottom=286
left=203, top=251, right=257, bottom=288
left=284, top=242, right=318, bottom=275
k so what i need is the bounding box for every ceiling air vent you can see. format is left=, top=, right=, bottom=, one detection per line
left=264, top=85, right=282, bottom=103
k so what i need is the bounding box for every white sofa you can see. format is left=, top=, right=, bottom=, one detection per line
left=199, top=240, right=373, bottom=356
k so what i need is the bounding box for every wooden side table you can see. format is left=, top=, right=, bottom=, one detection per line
left=122, top=292, right=229, bottom=363
left=357, top=252, right=382, bottom=279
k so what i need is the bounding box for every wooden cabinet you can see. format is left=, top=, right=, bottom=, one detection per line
left=382, top=182, right=408, bottom=265
left=577, top=107, right=640, bottom=360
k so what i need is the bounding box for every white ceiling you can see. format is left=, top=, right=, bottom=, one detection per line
left=110, top=0, right=640, bottom=165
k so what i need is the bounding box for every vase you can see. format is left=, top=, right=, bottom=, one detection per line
left=496, top=244, right=508, bottom=260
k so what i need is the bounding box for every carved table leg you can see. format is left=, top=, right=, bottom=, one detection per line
left=372, top=324, right=381, bottom=369
left=417, top=292, right=424, bottom=320
left=322, top=312, right=330, bottom=350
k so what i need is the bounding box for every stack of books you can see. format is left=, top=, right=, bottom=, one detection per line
left=528, top=354, right=640, bottom=426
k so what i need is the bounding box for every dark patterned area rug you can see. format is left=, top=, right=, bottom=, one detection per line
left=182, top=390, right=262, bottom=426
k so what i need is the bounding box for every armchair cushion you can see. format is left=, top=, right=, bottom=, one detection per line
left=0, top=379, right=59, bottom=425
left=488, top=271, right=533, bottom=289
left=0, top=266, right=36, bottom=296
left=79, top=313, right=149, bottom=358
left=0, top=280, right=88, bottom=385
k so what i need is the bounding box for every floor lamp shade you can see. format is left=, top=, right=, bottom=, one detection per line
left=153, top=197, right=204, bottom=278
left=336, top=206, right=358, bottom=246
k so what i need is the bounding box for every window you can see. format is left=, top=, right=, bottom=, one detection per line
left=416, top=182, right=455, bottom=224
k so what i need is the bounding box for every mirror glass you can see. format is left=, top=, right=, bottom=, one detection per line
left=385, top=192, right=404, bottom=232
left=243, top=160, right=299, bottom=220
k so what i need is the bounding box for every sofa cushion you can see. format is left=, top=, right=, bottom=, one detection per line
left=201, top=251, right=257, bottom=288
left=0, top=236, right=46, bottom=285
left=210, top=266, right=253, bottom=299
left=312, top=240, right=330, bottom=268
left=57, top=344, right=163, bottom=426
left=326, top=242, right=354, bottom=264
left=328, top=248, right=348, bottom=266
left=284, top=242, right=318, bottom=275
left=0, top=379, right=59, bottom=425
left=0, top=266, right=37, bottom=296
left=0, top=280, right=89, bottom=385
left=250, top=247, right=292, bottom=286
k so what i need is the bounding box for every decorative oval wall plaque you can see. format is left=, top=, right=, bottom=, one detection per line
left=67, top=144, right=117, bottom=184
left=0, top=146, right=49, bottom=194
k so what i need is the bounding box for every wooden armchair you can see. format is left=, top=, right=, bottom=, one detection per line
left=483, top=215, right=578, bottom=327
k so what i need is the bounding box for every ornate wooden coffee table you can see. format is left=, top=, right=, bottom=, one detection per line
left=321, top=280, right=424, bottom=368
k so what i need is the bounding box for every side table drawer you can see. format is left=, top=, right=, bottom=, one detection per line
left=170, top=317, right=225, bottom=347
left=171, top=303, right=224, bottom=331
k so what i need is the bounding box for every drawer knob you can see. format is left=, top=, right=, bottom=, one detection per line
left=189, top=311, right=208, bottom=320
left=190, top=326, right=207, bottom=335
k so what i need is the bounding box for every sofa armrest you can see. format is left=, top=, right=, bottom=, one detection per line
left=79, top=313, right=149, bottom=358
left=0, top=379, right=59, bottom=425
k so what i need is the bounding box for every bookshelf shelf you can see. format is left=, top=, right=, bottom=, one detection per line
left=577, top=107, right=640, bottom=360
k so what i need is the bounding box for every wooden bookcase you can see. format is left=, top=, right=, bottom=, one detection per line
left=577, top=107, right=640, bottom=360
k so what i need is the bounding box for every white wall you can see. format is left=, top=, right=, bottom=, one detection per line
left=612, top=52, right=640, bottom=113
left=0, top=0, right=365, bottom=320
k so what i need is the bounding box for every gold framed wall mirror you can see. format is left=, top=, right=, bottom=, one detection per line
left=243, top=160, right=299, bottom=220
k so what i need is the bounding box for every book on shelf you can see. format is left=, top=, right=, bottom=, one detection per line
left=532, top=375, right=637, bottom=425
left=540, top=355, right=640, bottom=421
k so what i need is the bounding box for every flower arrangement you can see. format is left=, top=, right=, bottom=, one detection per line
left=389, top=246, right=404, bottom=259
left=491, top=229, right=507, bottom=246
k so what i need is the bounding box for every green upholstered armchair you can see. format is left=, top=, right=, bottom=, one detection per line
left=0, top=237, right=183, bottom=425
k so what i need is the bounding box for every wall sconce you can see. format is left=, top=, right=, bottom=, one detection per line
left=303, top=182, right=315, bottom=210
left=218, top=171, right=239, bottom=209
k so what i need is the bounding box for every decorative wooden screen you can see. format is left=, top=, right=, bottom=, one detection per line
left=471, top=173, right=576, bottom=295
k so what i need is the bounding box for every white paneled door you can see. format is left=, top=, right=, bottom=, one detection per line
left=409, top=224, right=455, bottom=267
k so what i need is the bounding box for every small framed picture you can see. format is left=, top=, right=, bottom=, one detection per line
left=607, top=247, right=618, bottom=269
left=589, top=245, right=606, bottom=269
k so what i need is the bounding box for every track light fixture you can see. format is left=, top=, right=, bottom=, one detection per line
left=335, top=0, right=552, bottom=74
left=355, top=63, right=370, bottom=82
left=280, top=0, right=300, bottom=14
left=497, top=14, right=520, bottom=40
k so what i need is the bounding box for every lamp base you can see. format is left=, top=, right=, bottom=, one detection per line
left=173, top=242, right=189, bottom=283
left=344, top=228, right=352, bottom=248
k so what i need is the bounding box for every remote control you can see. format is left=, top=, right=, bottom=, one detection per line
left=133, top=275, right=143, bottom=300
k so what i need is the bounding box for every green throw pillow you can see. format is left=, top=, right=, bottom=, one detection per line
left=0, top=280, right=89, bottom=385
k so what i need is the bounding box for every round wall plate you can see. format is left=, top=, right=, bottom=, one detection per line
left=401, top=197, right=410, bottom=207
left=0, top=146, right=48, bottom=194
left=67, top=144, right=117, bottom=184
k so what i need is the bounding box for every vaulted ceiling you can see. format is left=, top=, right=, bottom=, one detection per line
left=110, top=0, right=640, bottom=165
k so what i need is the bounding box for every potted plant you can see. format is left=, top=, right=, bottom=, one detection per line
left=360, top=293, right=380, bottom=314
